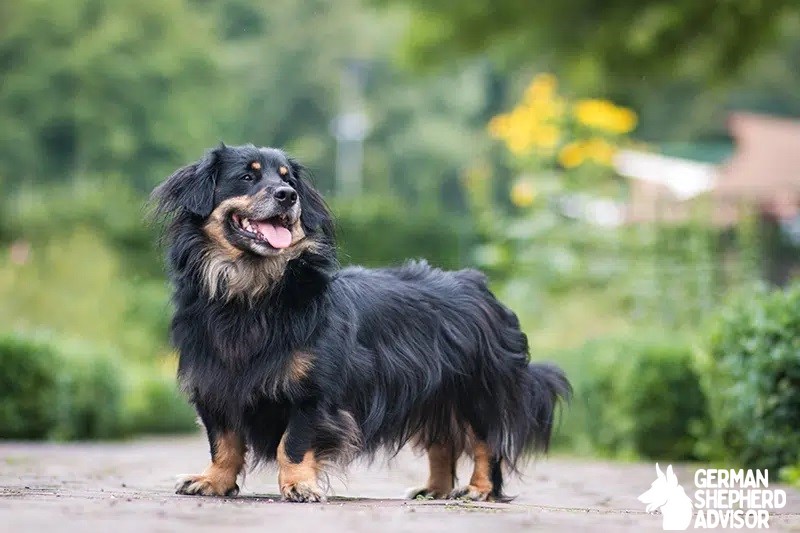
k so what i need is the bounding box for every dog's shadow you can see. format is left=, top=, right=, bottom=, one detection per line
left=230, top=493, right=511, bottom=510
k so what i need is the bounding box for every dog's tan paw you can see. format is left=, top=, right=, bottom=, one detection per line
left=280, top=481, right=326, bottom=503
left=175, top=474, right=239, bottom=497
left=449, top=484, right=491, bottom=501
left=406, top=486, right=451, bottom=500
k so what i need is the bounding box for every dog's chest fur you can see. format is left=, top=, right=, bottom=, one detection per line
left=173, top=290, right=317, bottom=408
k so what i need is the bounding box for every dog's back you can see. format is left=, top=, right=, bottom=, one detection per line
left=328, top=260, right=571, bottom=498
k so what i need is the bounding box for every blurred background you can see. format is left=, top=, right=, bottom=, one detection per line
left=1, top=0, right=799, bottom=482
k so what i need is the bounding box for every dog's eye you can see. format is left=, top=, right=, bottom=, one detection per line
left=241, top=173, right=254, bottom=182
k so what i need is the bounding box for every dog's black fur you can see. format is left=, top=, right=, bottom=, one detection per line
left=153, top=143, right=570, bottom=502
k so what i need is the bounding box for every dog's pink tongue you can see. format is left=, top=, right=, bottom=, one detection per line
left=254, top=221, right=292, bottom=249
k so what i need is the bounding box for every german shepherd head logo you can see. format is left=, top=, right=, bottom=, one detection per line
left=638, top=463, right=694, bottom=530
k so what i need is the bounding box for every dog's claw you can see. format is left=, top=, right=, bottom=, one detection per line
left=175, top=474, right=239, bottom=497
left=280, top=481, right=326, bottom=503
left=406, top=486, right=450, bottom=500
left=449, top=485, right=491, bottom=501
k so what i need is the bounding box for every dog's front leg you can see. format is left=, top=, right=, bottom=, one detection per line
left=278, top=403, right=325, bottom=502
left=176, top=402, right=245, bottom=497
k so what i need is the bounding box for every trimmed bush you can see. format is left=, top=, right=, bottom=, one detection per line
left=0, top=331, right=196, bottom=440
left=561, top=334, right=706, bottom=460
left=626, top=342, right=707, bottom=459
left=0, top=333, right=60, bottom=439
left=51, top=343, right=125, bottom=440
left=0, top=333, right=124, bottom=439
left=702, top=284, right=800, bottom=471
left=123, top=371, right=197, bottom=435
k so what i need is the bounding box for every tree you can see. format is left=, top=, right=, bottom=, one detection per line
left=0, top=0, right=225, bottom=188
left=373, top=0, right=799, bottom=85
left=209, top=0, right=498, bottom=206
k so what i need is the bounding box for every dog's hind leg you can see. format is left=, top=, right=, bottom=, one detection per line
left=450, top=440, right=505, bottom=501
left=406, top=442, right=457, bottom=499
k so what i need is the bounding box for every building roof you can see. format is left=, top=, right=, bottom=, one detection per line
left=616, top=112, right=800, bottom=225
left=717, top=112, right=800, bottom=201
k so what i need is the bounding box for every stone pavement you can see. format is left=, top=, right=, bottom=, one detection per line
left=1, top=435, right=798, bottom=532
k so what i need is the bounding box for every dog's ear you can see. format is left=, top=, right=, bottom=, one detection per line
left=152, top=151, right=219, bottom=218
left=288, top=158, right=334, bottom=241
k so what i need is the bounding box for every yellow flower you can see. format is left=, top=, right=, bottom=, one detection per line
left=573, top=99, right=638, bottom=134
left=524, top=73, right=558, bottom=103
left=558, top=142, right=586, bottom=168
left=506, top=133, right=532, bottom=156
left=613, top=107, right=638, bottom=134
left=487, top=114, right=510, bottom=139
left=510, top=179, right=537, bottom=207
left=530, top=123, right=560, bottom=151
left=584, top=137, right=617, bottom=166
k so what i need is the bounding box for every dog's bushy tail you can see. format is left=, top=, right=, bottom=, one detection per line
left=521, top=362, right=572, bottom=454
left=485, top=359, right=571, bottom=501
left=455, top=269, right=571, bottom=471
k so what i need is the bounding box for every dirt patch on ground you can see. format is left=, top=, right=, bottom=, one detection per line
left=1, top=435, right=798, bottom=532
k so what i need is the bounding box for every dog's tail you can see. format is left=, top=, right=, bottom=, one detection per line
left=455, top=269, right=571, bottom=467
left=520, top=362, right=572, bottom=454
left=485, top=360, right=571, bottom=500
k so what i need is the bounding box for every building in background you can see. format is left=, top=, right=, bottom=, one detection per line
left=615, top=112, right=800, bottom=284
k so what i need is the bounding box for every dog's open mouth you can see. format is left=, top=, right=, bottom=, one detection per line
left=231, top=213, right=294, bottom=249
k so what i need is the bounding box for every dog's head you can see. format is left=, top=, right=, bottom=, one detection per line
left=152, top=144, right=334, bottom=298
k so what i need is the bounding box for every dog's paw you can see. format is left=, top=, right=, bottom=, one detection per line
left=175, top=474, right=239, bottom=497
left=406, top=486, right=450, bottom=500
left=449, top=484, right=491, bottom=501
left=280, top=481, right=326, bottom=503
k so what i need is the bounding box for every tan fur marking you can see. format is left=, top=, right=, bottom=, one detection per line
left=289, top=351, right=314, bottom=382
left=204, top=215, right=244, bottom=261
left=279, top=165, right=288, bottom=176
left=425, top=443, right=455, bottom=496
left=251, top=161, right=261, bottom=170
left=201, top=195, right=315, bottom=300
left=467, top=440, right=493, bottom=494
left=277, top=433, right=324, bottom=501
left=177, top=431, right=245, bottom=496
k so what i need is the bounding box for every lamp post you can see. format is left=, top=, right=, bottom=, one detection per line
left=330, top=59, right=370, bottom=198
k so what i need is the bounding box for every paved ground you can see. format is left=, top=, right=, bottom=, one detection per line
left=1, top=435, right=798, bottom=532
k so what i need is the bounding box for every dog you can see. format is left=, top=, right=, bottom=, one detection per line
left=152, top=143, right=571, bottom=503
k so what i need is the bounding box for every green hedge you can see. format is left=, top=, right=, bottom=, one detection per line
left=123, top=371, right=197, bottom=435
left=0, top=333, right=123, bottom=439
left=701, top=284, right=800, bottom=471
left=0, top=331, right=195, bottom=440
left=333, top=196, right=470, bottom=270
left=51, top=344, right=124, bottom=440
left=0, top=333, right=61, bottom=439
left=556, top=334, right=707, bottom=460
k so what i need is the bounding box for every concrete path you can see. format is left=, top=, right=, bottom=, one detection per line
left=1, top=435, right=798, bottom=532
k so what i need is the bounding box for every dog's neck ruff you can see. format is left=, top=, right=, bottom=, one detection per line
left=200, top=239, right=318, bottom=302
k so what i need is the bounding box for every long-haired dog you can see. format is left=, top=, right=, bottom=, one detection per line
left=152, top=143, right=571, bottom=502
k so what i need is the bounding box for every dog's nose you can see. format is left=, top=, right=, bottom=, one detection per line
left=273, top=186, right=297, bottom=208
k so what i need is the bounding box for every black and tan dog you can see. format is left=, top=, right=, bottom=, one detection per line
left=152, top=143, right=571, bottom=502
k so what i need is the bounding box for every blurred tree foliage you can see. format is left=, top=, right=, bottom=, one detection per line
left=0, top=0, right=499, bottom=206
left=0, top=0, right=224, bottom=187
left=374, top=0, right=799, bottom=85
